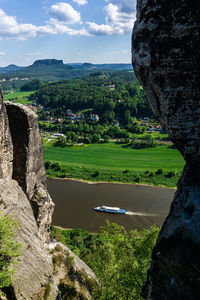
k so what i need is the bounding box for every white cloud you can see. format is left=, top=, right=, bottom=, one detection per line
left=104, top=3, right=135, bottom=32
left=87, top=22, right=113, bottom=36
left=49, top=2, right=81, bottom=24
left=40, top=18, right=90, bottom=35
left=0, top=1, right=136, bottom=39
left=72, top=0, right=87, bottom=5
left=87, top=3, right=135, bottom=36
left=105, top=0, right=136, bottom=13
left=0, top=52, right=6, bottom=55
left=0, top=7, right=89, bottom=39
left=0, top=8, right=38, bottom=39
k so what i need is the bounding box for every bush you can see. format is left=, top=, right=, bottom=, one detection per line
left=165, top=171, right=176, bottom=178
left=58, top=283, right=77, bottom=298
left=51, top=162, right=61, bottom=171
left=0, top=212, right=22, bottom=288
left=92, top=170, right=100, bottom=178
left=122, top=169, right=130, bottom=174
left=155, top=168, right=163, bottom=175
left=134, top=176, right=141, bottom=183
left=45, top=160, right=51, bottom=169
left=148, top=172, right=154, bottom=177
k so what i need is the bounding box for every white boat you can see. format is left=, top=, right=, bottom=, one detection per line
left=93, top=205, right=126, bottom=214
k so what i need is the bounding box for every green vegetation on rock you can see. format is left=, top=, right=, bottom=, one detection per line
left=0, top=212, right=22, bottom=289
left=51, top=221, right=160, bottom=299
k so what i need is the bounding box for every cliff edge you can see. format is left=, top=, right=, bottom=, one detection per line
left=132, top=1, right=200, bottom=299
left=0, top=89, right=97, bottom=299
left=0, top=89, right=57, bottom=299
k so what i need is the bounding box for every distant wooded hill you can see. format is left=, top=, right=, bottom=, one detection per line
left=0, top=59, right=133, bottom=83
left=0, top=64, right=24, bottom=73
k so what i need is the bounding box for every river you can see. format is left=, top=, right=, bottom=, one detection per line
left=47, top=178, right=175, bottom=232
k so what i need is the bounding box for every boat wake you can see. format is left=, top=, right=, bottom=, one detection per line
left=125, top=211, right=156, bottom=216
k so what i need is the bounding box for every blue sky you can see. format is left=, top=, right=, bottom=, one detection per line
left=0, top=0, right=136, bottom=66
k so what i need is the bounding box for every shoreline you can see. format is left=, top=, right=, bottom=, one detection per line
left=52, top=225, right=97, bottom=234
left=47, top=175, right=177, bottom=190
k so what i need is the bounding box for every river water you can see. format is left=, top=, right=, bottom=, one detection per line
left=48, top=178, right=175, bottom=232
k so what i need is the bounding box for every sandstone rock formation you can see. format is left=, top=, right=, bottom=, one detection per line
left=0, top=90, right=56, bottom=299
left=0, top=179, right=56, bottom=300
left=132, top=1, right=200, bottom=299
left=5, top=102, right=54, bottom=242
left=0, top=89, right=97, bottom=299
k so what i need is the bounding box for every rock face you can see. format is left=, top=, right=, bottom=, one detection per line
left=0, top=179, right=56, bottom=300
left=132, top=1, right=200, bottom=299
left=5, top=102, right=55, bottom=242
left=0, top=90, right=13, bottom=179
left=0, top=90, right=56, bottom=299
left=0, top=89, right=96, bottom=299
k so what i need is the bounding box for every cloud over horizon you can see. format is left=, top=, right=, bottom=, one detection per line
left=0, top=1, right=136, bottom=39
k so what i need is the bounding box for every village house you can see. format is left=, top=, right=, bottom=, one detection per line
left=28, top=105, right=37, bottom=112
left=52, top=133, right=65, bottom=137
left=66, top=109, right=83, bottom=121
left=90, top=114, right=99, bottom=121
left=106, top=84, right=115, bottom=90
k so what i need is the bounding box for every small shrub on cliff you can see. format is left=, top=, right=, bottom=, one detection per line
left=0, top=212, right=22, bottom=288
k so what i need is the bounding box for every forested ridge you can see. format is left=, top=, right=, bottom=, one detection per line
left=30, top=72, right=154, bottom=123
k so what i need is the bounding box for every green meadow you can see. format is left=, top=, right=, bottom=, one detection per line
left=4, top=91, right=34, bottom=105
left=44, top=141, right=185, bottom=188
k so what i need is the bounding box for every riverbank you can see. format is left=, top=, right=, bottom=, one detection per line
left=47, top=174, right=177, bottom=189
left=44, top=142, right=184, bottom=188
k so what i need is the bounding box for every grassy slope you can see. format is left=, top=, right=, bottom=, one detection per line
left=4, top=91, right=34, bottom=105
left=44, top=142, right=185, bottom=187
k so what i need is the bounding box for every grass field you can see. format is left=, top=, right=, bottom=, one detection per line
left=4, top=91, right=34, bottom=105
left=44, top=141, right=185, bottom=187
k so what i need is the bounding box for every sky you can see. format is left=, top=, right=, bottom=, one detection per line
left=0, top=0, right=136, bottom=66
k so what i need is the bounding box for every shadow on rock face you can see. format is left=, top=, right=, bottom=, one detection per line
left=132, top=0, right=200, bottom=299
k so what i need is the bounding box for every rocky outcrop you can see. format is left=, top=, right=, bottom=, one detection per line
left=0, top=88, right=96, bottom=299
left=0, top=90, right=56, bottom=299
left=0, top=179, right=57, bottom=300
left=5, top=102, right=54, bottom=242
left=48, top=242, right=98, bottom=299
left=132, top=1, right=200, bottom=299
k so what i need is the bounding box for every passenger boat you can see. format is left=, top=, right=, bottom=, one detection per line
left=93, top=205, right=126, bottom=214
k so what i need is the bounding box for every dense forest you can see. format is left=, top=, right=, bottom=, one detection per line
left=30, top=72, right=154, bottom=125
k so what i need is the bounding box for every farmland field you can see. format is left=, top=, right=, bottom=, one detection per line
left=44, top=141, right=185, bottom=187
